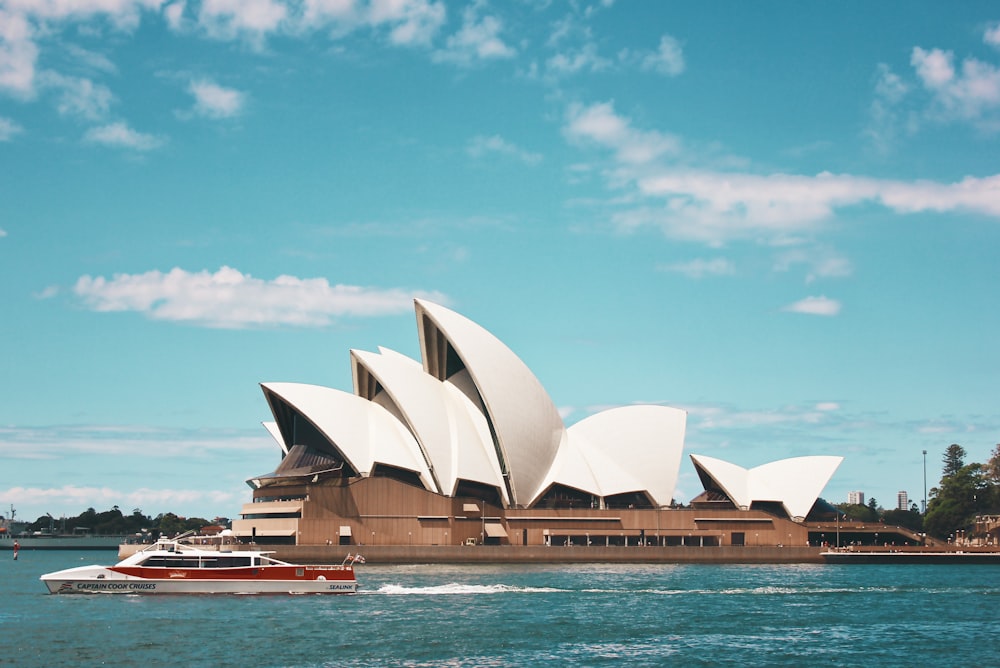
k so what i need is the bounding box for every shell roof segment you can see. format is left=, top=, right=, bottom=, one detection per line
left=554, top=405, right=687, bottom=507
left=350, top=346, right=508, bottom=504
left=414, top=299, right=565, bottom=507
left=690, top=453, right=843, bottom=521
left=260, top=381, right=434, bottom=490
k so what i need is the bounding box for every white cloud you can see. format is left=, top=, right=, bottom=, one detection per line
left=0, top=8, right=38, bottom=96
left=911, top=46, right=1000, bottom=122
left=565, top=100, right=680, bottom=165
left=38, top=71, right=114, bottom=120
left=164, top=0, right=186, bottom=30
left=865, top=63, right=910, bottom=153
left=0, top=228, right=7, bottom=238
left=5, top=0, right=161, bottom=27
left=815, top=402, right=840, bottom=412
left=371, top=0, right=446, bottom=47
left=63, top=43, right=118, bottom=74
left=563, top=102, right=1000, bottom=244
left=640, top=34, right=684, bottom=76
left=0, top=424, right=270, bottom=459
left=84, top=121, right=165, bottom=150
left=659, top=257, right=734, bottom=279
left=0, top=1, right=161, bottom=96
left=196, top=0, right=288, bottom=44
left=987, top=22, right=1000, bottom=49
left=467, top=134, right=542, bottom=164
left=300, top=0, right=446, bottom=46
left=72, top=266, right=450, bottom=328
left=773, top=247, right=853, bottom=283
left=546, top=43, right=612, bottom=76
left=301, top=0, right=355, bottom=25
left=433, top=5, right=514, bottom=65
left=782, top=295, right=841, bottom=316
left=0, top=116, right=23, bottom=140
left=188, top=78, right=245, bottom=118
left=620, top=165, right=1000, bottom=246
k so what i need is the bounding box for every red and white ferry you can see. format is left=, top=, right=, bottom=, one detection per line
left=40, top=535, right=362, bottom=595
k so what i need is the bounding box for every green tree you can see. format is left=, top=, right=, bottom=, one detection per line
left=943, top=444, right=966, bottom=478
left=836, top=503, right=878, bottom=523
left=987, top=444, right=1000, bottom=481
left=882, top=507, right=924, bottom=532
left=925, top=461, right=989, bottom=539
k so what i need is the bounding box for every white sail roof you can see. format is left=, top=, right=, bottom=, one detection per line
left=690, top=453, right=843, bottom=521
left=350, top=347, right=507, bottom=503
left=415, top=299, right=565, bottom=507
left=562, top=405, right=687, bottom=507
left=261, top=421, right=289, bottom=455
left=260, top=381, right=434, bottom=490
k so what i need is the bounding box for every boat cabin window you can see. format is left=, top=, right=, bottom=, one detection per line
left=140, top=555, right=254, bottom=568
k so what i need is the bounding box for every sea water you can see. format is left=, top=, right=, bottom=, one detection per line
left=2, top=551, right=998, bottom=667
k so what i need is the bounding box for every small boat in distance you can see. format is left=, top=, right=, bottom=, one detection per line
left=40, top=534, right=362, bottom=595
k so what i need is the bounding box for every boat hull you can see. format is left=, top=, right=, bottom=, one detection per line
left=41, top=565, right=357, bottom=594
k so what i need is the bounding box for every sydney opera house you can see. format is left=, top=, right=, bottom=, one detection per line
left=231, top=299, right=845, bottom=550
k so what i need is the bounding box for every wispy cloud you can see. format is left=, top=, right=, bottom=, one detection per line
left=39, top=71, right=114, bottom=120
left=432, top=5, right=515, bottom=65
left=83, top=121, right=165, bottom=150
left=545, top=42, right=612, bottom=77
left=187, top=0, right=448, bottom=48
left=773, top=247, right=853, bottom=283
left=865, top=62, right=911, bottom=153
left=69, top=266, right=449, bottom=328
left=467, top=134, right=542, bottom=164
left=188, top=78, right=246, bottom=118
left=563, top=100, right=1000, bottom=244
left=0, top=425, right=275, bottom=520
left=63, top=43, right=118, bottom=74
left=0, top=1, right=152, bottom=98
left=782, top=295, right=841, bottom=316
left=633, top=169, right=1000, bottom=244
left=0, top=424, right=272, bottom=460
left=565, top=100, right=680, bottom=165
left=658, top=257, right=734, bottom=279
left=194, top=0, right=289, bottom=46
left=638, top=34, right=685, bottom=76
left=0, top=7, right=37, bottom=97
left=0, top=116, right=23, bottom=141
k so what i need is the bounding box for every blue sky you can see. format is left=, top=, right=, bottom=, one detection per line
left=2, top=1, right=998, bottom=525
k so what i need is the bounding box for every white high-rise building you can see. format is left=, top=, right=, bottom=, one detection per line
left=848, top=490, right=865, bottom=506
left=897, top=490, right=909, bottom=511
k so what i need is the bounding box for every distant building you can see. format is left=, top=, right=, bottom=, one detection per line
left=848, top=491, right=865, bottom=506
left=897, top=491, right=909, bottom=511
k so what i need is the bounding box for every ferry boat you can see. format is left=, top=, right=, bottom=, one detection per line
left=40, top=536, right=362, bottom=595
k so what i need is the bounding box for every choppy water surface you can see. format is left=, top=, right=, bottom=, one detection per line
left=3, top=551, right=998, bottom=666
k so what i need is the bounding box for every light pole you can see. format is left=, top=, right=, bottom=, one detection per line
left=922, top=449, right=928, bottom=514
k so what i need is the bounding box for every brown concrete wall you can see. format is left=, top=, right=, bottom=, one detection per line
left=274, top=544, right=826, bottom=564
